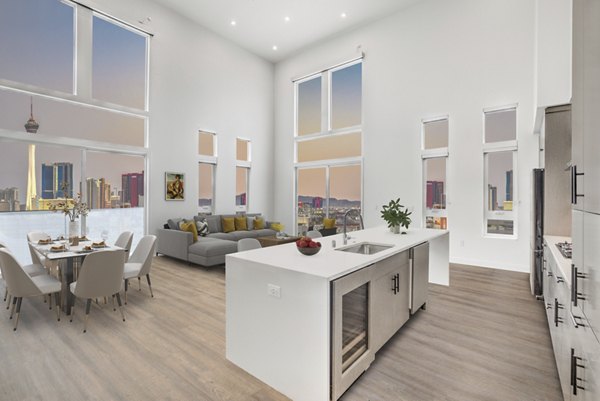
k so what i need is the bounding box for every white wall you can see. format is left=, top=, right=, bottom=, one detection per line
left=273, top=0, right=538, bottom=272
left=90, top=0, right=275, bottom=234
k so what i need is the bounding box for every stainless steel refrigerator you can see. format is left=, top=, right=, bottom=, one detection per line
left=531, top=168, right=544, bottom=297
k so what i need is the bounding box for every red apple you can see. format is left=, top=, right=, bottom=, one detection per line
left=308, top=241, right=318, bottom=248
left=317, top=242, right=322, bottom=247
left=298, top=240, right=308, bottom=248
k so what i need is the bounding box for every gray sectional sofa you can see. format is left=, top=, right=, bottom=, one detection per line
left=156, top=213, right=277, bottom=267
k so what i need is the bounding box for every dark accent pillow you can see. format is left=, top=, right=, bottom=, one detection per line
left=163, top=223, right=170, bottom=229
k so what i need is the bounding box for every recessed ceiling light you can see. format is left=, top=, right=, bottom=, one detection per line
left=340, top=12, right=347, bottom=18
left=284, top=16, right=291, bottom=22
left=272, top=45, right=278, bottom=51
left=230, top=20, right=237, bottom=26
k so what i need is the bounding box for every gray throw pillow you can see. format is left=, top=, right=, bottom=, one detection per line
left=167, top=218, right=183, bottom=230
left=206, top=215, right=222, bottom=233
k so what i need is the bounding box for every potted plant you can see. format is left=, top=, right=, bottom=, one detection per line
left=380, top=198, right=412, bottom=234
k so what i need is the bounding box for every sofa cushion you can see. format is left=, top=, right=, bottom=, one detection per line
left=234, top=216, right=248, bottom=231
left=254, top=217, right=265, bottom=230
left=222, top=217, right=235, bottom=233
left=229, top=230, right=259, bottom=241
left=246, top=217, right=254, bottom=230
left=253, top=229, right=277, bottom=237
left=207, top=232, right=236, bottom=240
left=196, top=220, right=209, bottom=236
left=179, top=220, right=198, bottom=242
left=206, top=215, right=221, bottom=233
left=189, top=238, right=238, bottom=258
left=167, top=218, right=183, bottom=230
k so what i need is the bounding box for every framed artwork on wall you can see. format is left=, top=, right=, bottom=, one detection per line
left=165, top=172, right=185, bottom=200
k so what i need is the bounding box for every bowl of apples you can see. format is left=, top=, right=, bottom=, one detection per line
left=296, top=236, right=322, bottom=256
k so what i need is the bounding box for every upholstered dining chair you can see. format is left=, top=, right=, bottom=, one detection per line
left=306, top=230, right=323, bottom=238
left=69, top=249, right=126, bottom=333
left=0, top=249, right=61, bottom=331
left=26, top=231, right=52, bottom=267
left=114, top=231, right=134, bottom=261
left=0, top=245, right=46, bottom=310
left=237, top=238, right=262, bottom=252
left=123, top=235, right=157, bottom=304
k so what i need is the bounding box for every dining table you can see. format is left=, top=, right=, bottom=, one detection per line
left=29, top=238, right=123, bottom=314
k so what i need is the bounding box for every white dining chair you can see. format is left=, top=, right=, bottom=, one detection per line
left=0, top=245, right=46, bottom=310
left=0, top=249, right=61, bottom=331
left=307, top=230, right=323, bottom=238
left=26, top=231, right=52, bottom=267
left=69, top=249, right=126, bottom=333
left=237, top=238, right=262, bottom=252
left=123, top=235, right=157, bottom=304
left=114, top=231, right=134, bottom=261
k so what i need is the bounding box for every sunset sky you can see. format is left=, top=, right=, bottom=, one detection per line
left=0, top=0, right=147, bottom=203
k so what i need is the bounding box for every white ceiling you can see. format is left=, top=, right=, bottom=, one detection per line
left=151, top=0, right=419, bottom=62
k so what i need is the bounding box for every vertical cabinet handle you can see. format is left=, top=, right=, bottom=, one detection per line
left=554, top=298, right=563, bottom=326
left=571, top=265, right=587, bottom=307
left=571, top=165, right=585, bottom=204
left=570, top=348, right=585, bottom=395
left=390, top=274, right=400, bottom=295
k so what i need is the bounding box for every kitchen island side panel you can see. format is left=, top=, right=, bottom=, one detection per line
left=429, top=232, right=450, bottom=286
left=225, top=256, right=331, bottom=401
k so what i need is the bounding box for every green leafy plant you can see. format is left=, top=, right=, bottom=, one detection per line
left=380, top=198, right=412, bottom=232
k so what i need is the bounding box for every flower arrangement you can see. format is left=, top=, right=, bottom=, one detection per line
left=49, top=192, right=89, bottom=222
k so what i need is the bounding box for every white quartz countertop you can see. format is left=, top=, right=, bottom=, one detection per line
left=226, top=226, right=448, bottom=281
left=544, top=235, right=572, bottom=286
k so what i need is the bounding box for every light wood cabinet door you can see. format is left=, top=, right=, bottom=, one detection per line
left=571, top=0, right=585, bottom=211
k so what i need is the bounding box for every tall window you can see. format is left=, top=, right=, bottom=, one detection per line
left=421, top=117, right=449, bottom=229
left=484, top=107, right=517, bottom=237
left=294, top=59, right=363, bottom=235
left=0, top=0, right=149, bottom=263
left=236, top=138, right=251, bottom=211
left=198, top=130, right=217, bottom=213
left=421, top=116, right=449, bottom=229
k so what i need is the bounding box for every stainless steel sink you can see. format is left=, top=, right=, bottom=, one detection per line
left=336, top=242, right=394, bottom=255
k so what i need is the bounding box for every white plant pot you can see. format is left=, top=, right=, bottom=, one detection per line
left=68, top=220, right=80, bottom=239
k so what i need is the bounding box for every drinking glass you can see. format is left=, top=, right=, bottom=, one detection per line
left=101, top=230, right=109, bottom=243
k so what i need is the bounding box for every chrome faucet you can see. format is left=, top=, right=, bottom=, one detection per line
left=343, top=209, right=364, bottom=245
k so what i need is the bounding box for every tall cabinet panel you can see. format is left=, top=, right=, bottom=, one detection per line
left=571, top=0, right=585, bottom=211
left=582, top=0, right=600, bottom=214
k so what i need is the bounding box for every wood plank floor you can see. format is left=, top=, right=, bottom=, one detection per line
left=0, top=258, right=562, bottom=401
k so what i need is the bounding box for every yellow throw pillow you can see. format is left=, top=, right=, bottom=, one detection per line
left=234, top=216, right=248, bottom=231
left=254, top=217, right=265, bottom=230
left=270, top=223, right=284, bottom=232
left=222, top=217, right=235, bottom=233
left=179, top=220, right=198, bottom=242
left=323, top=218, right=336, bottom=229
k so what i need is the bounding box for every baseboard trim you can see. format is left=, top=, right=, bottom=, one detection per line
left=449, top=257, right=529, bottom=273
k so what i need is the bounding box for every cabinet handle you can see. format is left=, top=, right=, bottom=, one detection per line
left=395, top=273, right=400, bottom=293
left=554, top=298, right=563, bottom=327
left=556, top=276, right=565, bottom=284
left=571, top=265, right=587, bottom=307
left=571, top=165, right=584, bottom=204
left=547, top=270, right=553, bottom=278
left=571, top=348, right=585, bottom=395
left=546, top=302, right=553, bottom=310
left=570, top=312, right=586, bottom=328
left=391, top=275, right=397, bottom=295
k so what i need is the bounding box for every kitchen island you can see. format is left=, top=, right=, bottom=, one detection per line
left=225, top=226, right=449, bottom=401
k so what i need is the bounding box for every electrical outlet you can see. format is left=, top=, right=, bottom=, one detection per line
left=267, top=284, right=281, bottom=299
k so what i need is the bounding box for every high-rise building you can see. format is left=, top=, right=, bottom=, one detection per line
left=99, top=178, right=111, bottom=209
left=312, top=196, right=323, bottom=209
left=505, top=170, right=513, bottom=201
left=24, top=98, right=39, bottom=211
left=426, top=181, right=445, bottom=209
left=86, top=178, right=100, bottom=209
left=41, top=164, right=54, bottom=199
left=0, top=187, right=20, bottom=211
left=121, top=172, right=144, bottom=207
left=488, top=184, right=498, bottom=210
left=41, top=162, right=74, bottom=199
